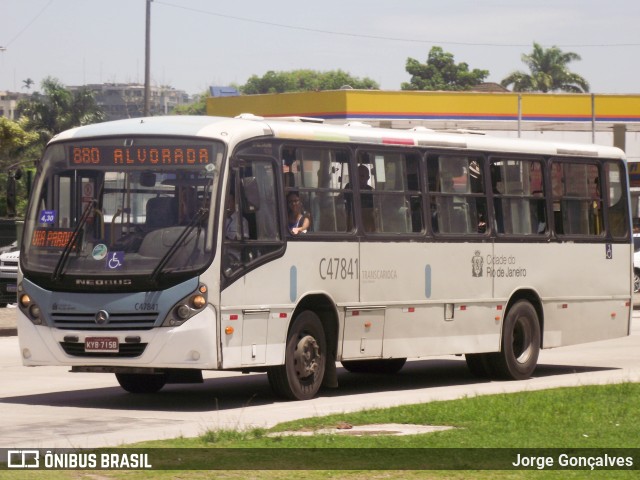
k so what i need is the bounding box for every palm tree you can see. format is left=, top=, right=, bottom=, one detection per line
left=501, top=42, right=589, bottom=93
left=17, top=77, right=105, bottom=149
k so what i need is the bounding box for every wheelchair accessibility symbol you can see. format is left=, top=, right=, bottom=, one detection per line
left=106, top=251, right=125, bottom=270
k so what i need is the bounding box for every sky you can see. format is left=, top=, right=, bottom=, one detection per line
left=1, top=0, right=639, bottom=96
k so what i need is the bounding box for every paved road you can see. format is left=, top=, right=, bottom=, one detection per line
left=1, top=312, right=639, bottom=450
left=0, top=304, right=17, bottom=336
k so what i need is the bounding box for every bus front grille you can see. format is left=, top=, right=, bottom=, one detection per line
left=50, top=312, right=158, bottom=330
left=59, top=342, right=148, bottom=357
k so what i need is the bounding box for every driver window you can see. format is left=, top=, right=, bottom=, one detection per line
left=222, top=158, right=282, bottom=278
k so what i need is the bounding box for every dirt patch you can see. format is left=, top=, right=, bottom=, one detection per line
left=271, top=423, right=454, bottom=437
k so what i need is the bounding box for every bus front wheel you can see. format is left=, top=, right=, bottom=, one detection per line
left=115, top=372, right=166, bottom=394
left=268, top=310, right=326, bottom=400
left=491, top=300, right=540, bottom=380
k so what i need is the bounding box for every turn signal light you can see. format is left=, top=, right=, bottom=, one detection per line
left=20, top=294, right=31, bottom=308
left=191, top=294, right=206, bottom=309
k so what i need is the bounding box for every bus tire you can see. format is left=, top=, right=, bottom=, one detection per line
left=115, top=372, right=166, bottom=394
left=341, top=358, right=407, bottom=374
left=634, top=269, right=640, bottom=294
left=267, top=310, right=326, bottom=400
left=491, top=300, right=540, bottom=380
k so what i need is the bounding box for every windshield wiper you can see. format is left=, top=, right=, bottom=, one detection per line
left=52, top=199, right=96, bottom=281
left=149, top=207, right=209, bottom=284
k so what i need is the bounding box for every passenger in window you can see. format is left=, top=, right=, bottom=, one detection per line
left=346, top=164, right=373, bottom=197
left=178, top=186, right=198, bottom=225
left=477, top=212, right=487, bottom=233
left=344, top=164, right=375, bottom=232
left=287, top=191, right=311, bottom=235
left=225, top=193, right=249, bottom=240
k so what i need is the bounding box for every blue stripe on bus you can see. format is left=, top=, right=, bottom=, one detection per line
left=425, top=265, right=432, bottom=298
left=290, top=266, right=297, bottom=302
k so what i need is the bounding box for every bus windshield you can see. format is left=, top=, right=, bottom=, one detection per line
left=22, top=137, right=223, bottom=291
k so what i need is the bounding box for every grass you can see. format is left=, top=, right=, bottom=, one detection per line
left=3, top=383, right=639, bottom=479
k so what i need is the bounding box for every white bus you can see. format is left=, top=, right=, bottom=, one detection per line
left=16, top=115, right=633, bottom=400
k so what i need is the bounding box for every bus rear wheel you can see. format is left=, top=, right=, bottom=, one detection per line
left=490, top=300, right=540, bottom=380
left=267, top=310, right=326, bottom=400
left=341, top=358, right=407, bottom=374
left=115, top=372, right=167, bottom=394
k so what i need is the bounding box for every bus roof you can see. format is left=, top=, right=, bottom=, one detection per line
left=263, top=117, right=626, bottom=159
left=50, top=115, right=626, bottom=160
left=49, top=115, right=272, bottom=145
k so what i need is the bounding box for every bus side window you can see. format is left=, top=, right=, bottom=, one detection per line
left=428, top=155, right=485, bottom=235
left=606, top=161, right=629, bottom=238
left=491, top=158, right=546, bottom=235
left=552, top=161, right=603, bottom=236
left=283, top=146, right=352, bottom=234
left=360, top=152, right=422, bottom=234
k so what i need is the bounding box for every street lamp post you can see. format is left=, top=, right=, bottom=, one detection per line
left=143, top=0, right=152, bottom=116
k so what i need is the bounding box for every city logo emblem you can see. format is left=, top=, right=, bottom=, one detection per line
left=472, top=251, right=483, bottom=277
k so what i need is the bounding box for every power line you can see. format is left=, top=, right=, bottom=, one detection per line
left=154, top=1, right=640, bottom=49
left=3, top=0, right=54, bottom=48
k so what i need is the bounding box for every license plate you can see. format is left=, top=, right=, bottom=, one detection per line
left=7, top=284, right=17, bottom=293
left=85, top=337, right=119, bottom=352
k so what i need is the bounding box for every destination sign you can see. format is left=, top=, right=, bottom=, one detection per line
left=31, top=228, right=80, bottom=250
left=69, top=145, right=213, bottom=167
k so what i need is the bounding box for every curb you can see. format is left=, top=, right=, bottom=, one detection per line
left=0, top=327, right=17, bottom=337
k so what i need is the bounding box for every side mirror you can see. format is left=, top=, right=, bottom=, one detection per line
left=139, top=171, right=156, bottom=187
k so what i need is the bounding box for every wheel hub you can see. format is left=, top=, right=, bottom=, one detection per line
left=293, top=334, right=320, bottom=379
left=514, top=316, right=533, bottom=363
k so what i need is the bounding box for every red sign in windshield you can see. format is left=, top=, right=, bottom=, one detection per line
left=31, top=228, right=79, bottom=250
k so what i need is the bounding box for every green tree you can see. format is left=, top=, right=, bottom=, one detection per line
left=402, top=46, right=489, bottom=91
left=240, top=69, right=379, bottom=94
left=0, top=117, right=38, bottom=217
left=500, top=42, right=589, bottom=93
left=172, top=90, right=210, bottom=115
left=0, top=117, right=38, bottom=160
left=17, top=77, right=105, bottom=150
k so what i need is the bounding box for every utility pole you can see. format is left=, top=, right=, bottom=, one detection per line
left=143, top=0, right=152, bottom=116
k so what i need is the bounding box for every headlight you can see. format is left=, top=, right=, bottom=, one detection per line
left=19, top=293, right=44, bottom=325
left=162, top=283, right=208, bottom=327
